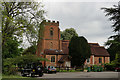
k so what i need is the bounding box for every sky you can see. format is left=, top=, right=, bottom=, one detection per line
left=43, top=2, right=118, bottom=47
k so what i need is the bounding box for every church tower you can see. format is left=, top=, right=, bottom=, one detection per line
left=36, top=20, right=61, bottom=56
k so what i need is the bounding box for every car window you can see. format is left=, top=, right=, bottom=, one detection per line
left=50, top=66, right=55, bottom=68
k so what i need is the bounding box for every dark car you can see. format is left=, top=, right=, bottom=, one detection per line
left=21, top=62, right=43, bottom=77
left=115, top=67, right=120, bottom=72
left=44, top=66, right=57, bottom=73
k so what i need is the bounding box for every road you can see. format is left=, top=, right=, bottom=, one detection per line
left=38, top=72, right=119, bottom=78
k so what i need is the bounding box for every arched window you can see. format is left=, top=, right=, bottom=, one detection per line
left=50, top=27, right=53, bottom=36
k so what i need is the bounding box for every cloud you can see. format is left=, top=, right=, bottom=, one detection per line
left=43, top=2, right=117, bottom=46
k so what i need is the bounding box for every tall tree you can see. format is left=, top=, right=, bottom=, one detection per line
left=101, top=2, right=120, bottom=61
left=61, top=28, right=78, bottom=40
left=69, top=36, right=91, bottom=67
left=2, top=2, right=45, bottom=46
left=3, top=38, right=23, bottom=58
left=22, top=45, right=36, bottom=55
left=1, top=2, right=45, bottom=58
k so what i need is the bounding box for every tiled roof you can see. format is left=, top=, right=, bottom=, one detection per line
left=44, top=49, right=67, bottom=55
left=58, top=55, right=70, bottom=62
left=89, top=43, right=99, bottom=47
left=90, top=43, right=110, bottom=57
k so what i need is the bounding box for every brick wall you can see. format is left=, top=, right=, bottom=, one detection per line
left=43, top=21, right=60, bottom=50
left=36, top=20, right=61, bottom=55
left=46, top=55, right=56, bottom=67
left=94, top=56, right=110, bottom=65
left=44, top=25, right=59, bottom=40
left=45, top=55, right=64, bottom=67
left=105, top=57, right=110, bottom=63
left=85, top=55, right=110, bottom=65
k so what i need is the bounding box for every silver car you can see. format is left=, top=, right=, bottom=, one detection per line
left=44, top=66, right=57, bottom=73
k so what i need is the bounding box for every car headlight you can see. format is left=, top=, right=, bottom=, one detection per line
left=33, top=69, right=35, bottom=72
left=38, top=68, right=41, bottom=70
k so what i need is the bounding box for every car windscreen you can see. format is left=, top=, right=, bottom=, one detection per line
left=50, top=66, right=55, bottom=69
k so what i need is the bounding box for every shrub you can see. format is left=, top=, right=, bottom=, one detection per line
left=104, top=63, right=115, bottom=71
left=3, top=55, right=48, bottom=75
left=3, top=58, right=17, bottom=75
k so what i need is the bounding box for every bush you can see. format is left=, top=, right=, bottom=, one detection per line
left=3, top=58, right=17, bottom=75
left=3, top=55, right=48, bottom=75
left=104, top=63, right=115, bottom=71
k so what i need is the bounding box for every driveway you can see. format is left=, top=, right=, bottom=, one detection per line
left=38, top=72, right=119, bottom=78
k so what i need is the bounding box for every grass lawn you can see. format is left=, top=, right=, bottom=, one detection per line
left=2, top=74, right=45, bottom=80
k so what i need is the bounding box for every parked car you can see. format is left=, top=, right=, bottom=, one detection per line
left=44, top=66, right=57, bottom=73
left=115, top=67, right=120, bottom=72
left=21, top=62, right=43, bottom=77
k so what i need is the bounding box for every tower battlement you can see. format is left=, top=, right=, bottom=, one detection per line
left=42, top=20, right=59, bottom=26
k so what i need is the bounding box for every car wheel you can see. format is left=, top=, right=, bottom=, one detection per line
left=47, top=71, right=49, bottom=73
left=21, top=73, right=26, bottom=77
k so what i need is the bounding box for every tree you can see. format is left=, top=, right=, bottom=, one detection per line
left=69, top=36, right=91, bottom=67
left=101, top=2, right=120, bottom=61
left=2, top=37, right=23, bottom=58
left=1, top=2, right=45, bottom=58
left=3, top=54, right=48, bottom=75
left=22, top=45, right=36, bottom=55
left=2, top=2, right=45, bottom=46
left=61, top=28, right=78, bottom=40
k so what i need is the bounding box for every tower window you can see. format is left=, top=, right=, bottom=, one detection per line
left=50, top=27, right=53, bottom=36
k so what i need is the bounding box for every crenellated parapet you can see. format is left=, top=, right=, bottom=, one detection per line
left=42, top=20, right=59, bottom=26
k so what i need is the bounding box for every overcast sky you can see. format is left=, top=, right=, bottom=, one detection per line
left=43, top=2, right=118, bottom=47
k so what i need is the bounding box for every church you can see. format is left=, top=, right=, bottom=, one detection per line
left=36, top=20, right=110, bottom=67
left=36, top=20, right=71, bottom=67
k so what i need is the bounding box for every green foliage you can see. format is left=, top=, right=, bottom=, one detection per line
left=3, top=55, right=48, bottom=75
left=60, top=28, right=78, bottom=40
left=2, top=38, right=23, bottom=59
left=2, top=2, right=46, bottom=59
left=101, top=4, right=120, bottom=32
left=2, top=2, right=45, bottom=45
left=102, top=2, right=120, bottom=62
left=104, top=63, right=115, bottom=71
left=69, top=36, right=91, bottom=67
left=3, top=58, right=17, bottom=75
left=105, top=53, right=120, bottom=71
left=22, top=45, right=36, bottom=55
left=107, top=44, right=118, bottom=61
left=14, top=55, right=48, bottom=66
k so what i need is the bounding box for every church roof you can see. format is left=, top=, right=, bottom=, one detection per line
left=89, top=43, right=110, bottom=57
left=58, top=55, right=71, bottom=62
